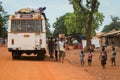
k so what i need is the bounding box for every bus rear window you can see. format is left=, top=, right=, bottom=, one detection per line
left=11, top=20, right=42, bottom=33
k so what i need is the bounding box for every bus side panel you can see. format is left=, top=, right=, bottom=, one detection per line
left=40, top=33, right=46, bottom=48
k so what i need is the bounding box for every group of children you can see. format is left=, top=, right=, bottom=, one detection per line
left=79, top=47, right=116, bottom=69
left=80, top=50, right=93, bottom=66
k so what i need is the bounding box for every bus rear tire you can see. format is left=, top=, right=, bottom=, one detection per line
left=37, top=53, right=45, bottom=60
left=12, top=52, right=16, bottom=59
left=37, top=50, right=46, bottom=60
left=12, top=52, right=21, bottom=59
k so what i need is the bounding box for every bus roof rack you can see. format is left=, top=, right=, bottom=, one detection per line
left=15, top=7, right=47, bottom=20
left=15, top=7, right=46, bottom=14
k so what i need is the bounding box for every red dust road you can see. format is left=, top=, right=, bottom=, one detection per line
left=0, top=47, right=96, bottom=80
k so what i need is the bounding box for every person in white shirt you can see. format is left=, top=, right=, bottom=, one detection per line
left=58, top=38, right=66, bottom=63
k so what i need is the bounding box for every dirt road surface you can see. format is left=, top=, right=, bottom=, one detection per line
left=0, top=47, right=96, bottom=80
left=66, top=47, right=120, bottom=80
left=0, top=46, right=120, bottom=80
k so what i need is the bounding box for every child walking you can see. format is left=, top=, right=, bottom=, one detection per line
left=99, top=47, right=107, bottom=69
left=111, top=47, right=116, bottom=66
left=80, top=50, right=85, bottom=66
left=87, top=51, right=93, bottom=66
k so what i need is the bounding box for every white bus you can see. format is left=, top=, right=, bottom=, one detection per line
left=8, top=8, right=46, bottom=59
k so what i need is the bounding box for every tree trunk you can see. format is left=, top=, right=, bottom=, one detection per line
left=86, top=0, right=97, bottom=51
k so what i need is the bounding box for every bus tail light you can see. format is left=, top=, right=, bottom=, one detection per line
left=12, top=39, right=14, bottom=45
left=40, top=39, right=42, bottom=44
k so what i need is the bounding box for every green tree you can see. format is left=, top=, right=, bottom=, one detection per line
left=64, top=13, right=78, bottom=35
left=46, top=20, right=53, bottom=37
left=69, top=0, right=104, bottom=49
left=102, top=16, right=120, bottom=32
left=69, top=0, right=89, bottom=34
left=53, top=15, right=67, bottom=37
left=53, top=12, right=81, bottom=37
left=0, top=2, right=9, bottom=38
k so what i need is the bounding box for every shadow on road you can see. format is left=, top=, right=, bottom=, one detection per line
left=13, top=55, right=56, bottom=62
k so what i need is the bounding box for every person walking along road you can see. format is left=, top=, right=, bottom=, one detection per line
left=58, top=38, right=66, bottom=63
left=87, top=51, right=93, bottom=66
left=48, top=38, right=54, bottom=58
left=99, top=47, right=107, bottom=69
left=111, top=47, right=116, bottom=66
left=54, top=39, right=59, bottom=61
left=80, top=50, right=85, bottom=66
